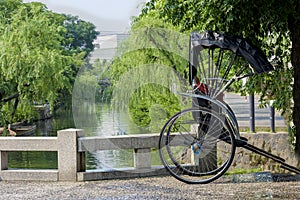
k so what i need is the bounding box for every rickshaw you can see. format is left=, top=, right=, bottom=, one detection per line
left=158, top=31, right=300, bottom=184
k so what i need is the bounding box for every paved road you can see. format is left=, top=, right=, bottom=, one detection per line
left=224, top=93, right=286, bottom=128
left=0, top=176, right=299, bottom=200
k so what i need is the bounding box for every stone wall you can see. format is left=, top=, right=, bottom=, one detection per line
left=230, top=132, right=300, bottom=173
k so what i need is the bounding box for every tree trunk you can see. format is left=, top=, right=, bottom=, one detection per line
left=291, top=2, right=300, bottom=157
left=11, top=97, right=19, bottom=122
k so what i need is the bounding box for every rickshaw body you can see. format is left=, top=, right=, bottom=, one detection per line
left=158, top=31, right=276, bottom=184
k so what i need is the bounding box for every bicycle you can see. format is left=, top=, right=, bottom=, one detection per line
left=158, top=31, right=300, bottom=184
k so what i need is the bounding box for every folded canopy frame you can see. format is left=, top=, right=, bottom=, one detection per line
left=189, top=31, right=274, bottom=99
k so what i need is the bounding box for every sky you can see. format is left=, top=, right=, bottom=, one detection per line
left=23, top=0, right=147, bottom=33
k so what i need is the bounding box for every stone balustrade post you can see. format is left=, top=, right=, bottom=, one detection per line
left=57, top=129, right=85, bottom=181
left=0, top=151, right=8, bottom=170
left=134, top=148, right=151, bottom=169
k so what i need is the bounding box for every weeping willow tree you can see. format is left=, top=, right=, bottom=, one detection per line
left=138, top=0, right=300, bottom=154
left=109, top=18, right=191, bottom=132
left=109, top=11, right=253, bottom=132
left=0, top=1, right=84, bottom=127
left=111, top=63, right=183, bottom=132
left=128, top=83, right=180, bottom=131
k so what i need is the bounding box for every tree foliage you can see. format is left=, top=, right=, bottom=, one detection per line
left=109, top=17, right=189, bottom=132
left=138, top=0, right=300, bottom=154
left=0, top=0, right=98, bottom=126
left=63, top=15, right=99, bottom=58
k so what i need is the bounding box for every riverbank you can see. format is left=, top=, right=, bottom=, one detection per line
left=0, top=176, right=299, bottom=200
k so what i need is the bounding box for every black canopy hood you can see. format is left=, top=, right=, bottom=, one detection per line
left=190, top=31, right=274, bottom=73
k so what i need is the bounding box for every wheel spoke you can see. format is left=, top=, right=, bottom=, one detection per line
left=159, top=107, right=236, bottom=184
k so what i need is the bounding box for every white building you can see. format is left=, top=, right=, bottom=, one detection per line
left=89, top=33, right=128, bottom=63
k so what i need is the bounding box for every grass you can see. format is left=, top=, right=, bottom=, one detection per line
left=239, top=126, right=288, bottom=133
left=225, top=167, right=263, bottom=175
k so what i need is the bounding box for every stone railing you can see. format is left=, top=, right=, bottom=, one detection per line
left=0, top=129, right=85, bottom=181
left=0, top=129, right=167, bottom=181
left=77, top=132, right=168, bottom=181
left=0, top=129, right=298, bottom=182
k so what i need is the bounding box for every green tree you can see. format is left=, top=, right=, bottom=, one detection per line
left=109, top=17, right=189, bottom=131
left=63, top=15, right=99, bottom=58
left=140, top=0, right=300, bottom=155
left=57, top=15, right=99, bottom=104
left=0, top=1, right=84, bottom=124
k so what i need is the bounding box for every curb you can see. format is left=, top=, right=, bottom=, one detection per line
left=218, top=172, right=300, bottom=183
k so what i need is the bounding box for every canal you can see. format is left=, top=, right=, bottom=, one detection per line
left=8, top=102, right=162, bottom=171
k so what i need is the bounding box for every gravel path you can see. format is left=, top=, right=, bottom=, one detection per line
left=0, top=176, right=299, bottom=200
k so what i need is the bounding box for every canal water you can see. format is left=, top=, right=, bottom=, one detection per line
left=8, top=102, right=162, bottom=171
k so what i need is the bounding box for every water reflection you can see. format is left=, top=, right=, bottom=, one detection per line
left=9, top=102, right=161, bottom=170
left=9, top=151, right=57, bottom=169
left=88, top=150, right=134, bottom=170
left=35, top=105, right=75, bottom=136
